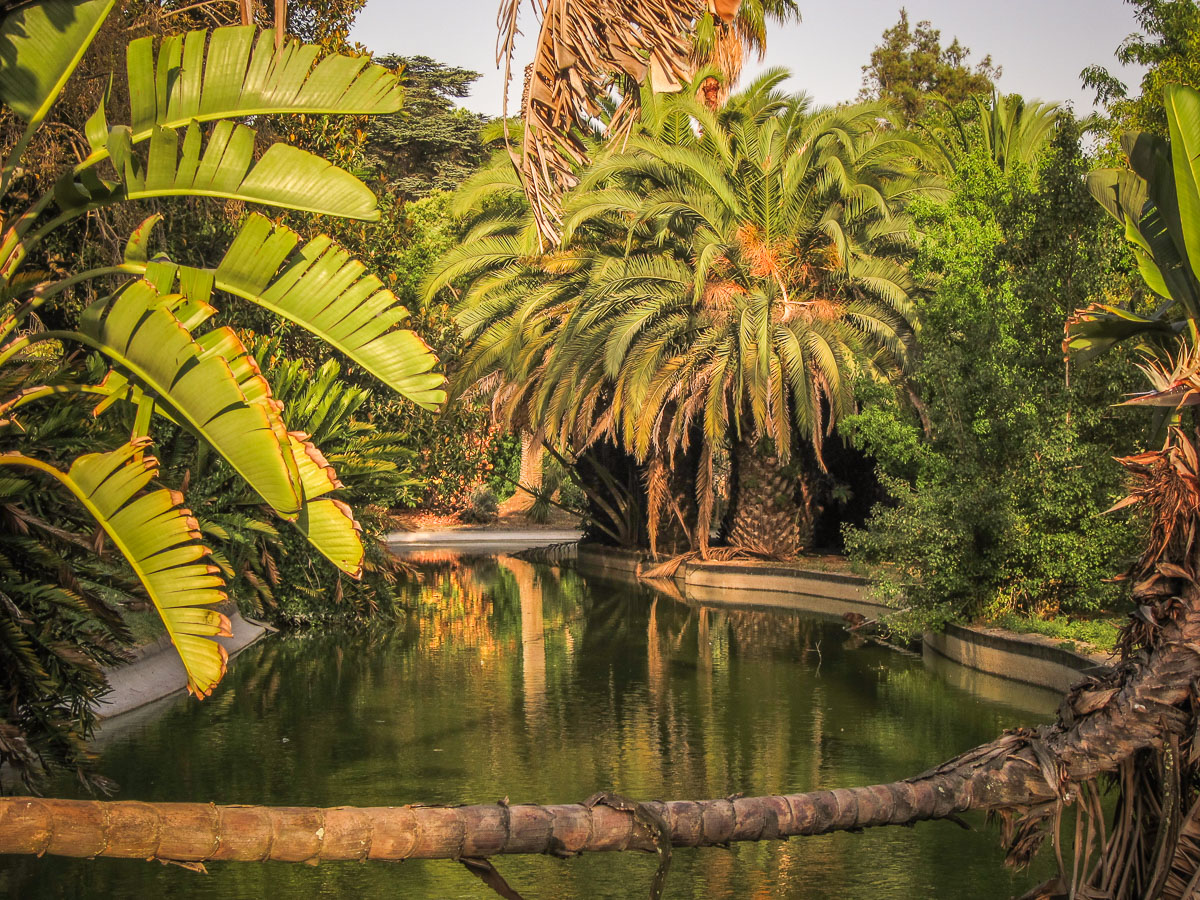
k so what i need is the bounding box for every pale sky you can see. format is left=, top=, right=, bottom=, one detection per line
left=349, top=0, right=1147, bottom=116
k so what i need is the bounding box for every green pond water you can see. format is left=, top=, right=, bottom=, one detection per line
left=1, top=553, right=1062, bottom=898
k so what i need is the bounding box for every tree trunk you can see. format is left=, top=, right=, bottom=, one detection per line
left=500, top=432, right=543, bottom=514
left=645, top=442, right=701, bottom=557
left=725, top=435, right=813, bottom=558
left=3, top=587, right=1198, bottom=867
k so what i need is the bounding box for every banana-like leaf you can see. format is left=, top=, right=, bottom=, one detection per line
left=0, top=0, right=114, bottom=185
left=124, top=214, right=445, bottom=409
left=79, top=280, right=302, bottom=517
left=1166, top=85, right=1200, bottom=286
left=295, top=499, right=364, bottom=579
left=1064, top=302, right=1184, bottom=364
left=0, top=441, right=230, bottom=697
left=125, top=26, right=403, bottom=140
left=88, top=315, right=365, bottom=575
left=287, top=432, right=363, bottom=577
left=1088, top=160, right=1200, bottom=316
left=59, top=120, right=381, bottom=220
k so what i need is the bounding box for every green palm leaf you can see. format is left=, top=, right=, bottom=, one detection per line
left=0, top=441, right=230, bottom=697
left=1166, top=85, right=1200, bottom=283
left=120, top=215, right=444, bottom=409
left=213, top=214, right=445, bottom=407
left=288, top=432, right=364, bottom=578
left=87, top=122, right=381, bottom=219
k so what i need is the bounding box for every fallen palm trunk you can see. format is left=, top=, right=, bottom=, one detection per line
left=2, top=580, right=1197, bottom=886
left=0, top=779, right=1030, bottom=864
left=0, top=613, right=1193, bottom=865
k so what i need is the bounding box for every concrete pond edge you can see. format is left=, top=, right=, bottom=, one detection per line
left=93, top=604, right=272, bottom=721
left=576, top=543, right=1114, bottom=696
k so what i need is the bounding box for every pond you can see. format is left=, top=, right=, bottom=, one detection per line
left=1, top=552, right=1059, bottom=898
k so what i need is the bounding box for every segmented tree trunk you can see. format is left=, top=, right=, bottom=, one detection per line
left=2, top=584, right=1198, bottom=873
left=726, top=435, right=813, bottom=558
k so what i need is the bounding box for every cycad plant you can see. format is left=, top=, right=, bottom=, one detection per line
left=922, top=91, right=1061, bottom=174
left=0, top=0, right=443, bottom=784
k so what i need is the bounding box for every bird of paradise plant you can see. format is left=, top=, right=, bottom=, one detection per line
left=0, top=0, right=443, bottom=734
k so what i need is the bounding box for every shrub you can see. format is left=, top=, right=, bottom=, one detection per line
left=461, top=484, right=500, bottom=524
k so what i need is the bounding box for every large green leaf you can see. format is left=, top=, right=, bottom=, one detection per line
left=0, top=0, right=114, bottom=186
left=0, top=441, right=230, bottom=697
left=78, top=280, right=302, bottom=517
left=59, top=121, right=380, bottom=220
left=289, top=433, right=364, bottom=578
left=124, top=26, right=403, bottom=140
left=1087, top=161, right=1200, bottom=317
left=1166, top=85, right=1200, bottom=286
left=85, top=274, right=366, bottom=575
left=1063, top=302, right=1184, bottom=364
left=125, top=214, right=445, bottom=409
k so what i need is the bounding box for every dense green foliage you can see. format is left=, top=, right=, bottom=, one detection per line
left=1083, top=0, right=1200, bottom=144
left=844, top=120, right=1145, bottom=634
left=0, top=5, right=444, bottom=789
left=858, top=8, right=1000, bottom=122
left=365, top=56, right=488, bottom=199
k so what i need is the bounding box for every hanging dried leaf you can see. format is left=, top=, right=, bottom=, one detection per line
left=496, top=0, right=733, bottom=245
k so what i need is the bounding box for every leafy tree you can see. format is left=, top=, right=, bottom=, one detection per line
left=844, top=117, right=1144, bottom=632
left=363, top=55, right=488, bottom=199
left=859, top=8, right=1000, bottom=122
left=1082, top=0, right=1200, bottom=143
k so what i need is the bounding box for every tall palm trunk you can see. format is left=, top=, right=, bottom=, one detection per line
left=725, top=434, right=813, bottom=558
left=499, top=432, right=543, bottom=514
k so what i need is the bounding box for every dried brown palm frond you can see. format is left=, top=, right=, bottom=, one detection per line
left=496, top=0, right=740, bottom=246
left=640, top=544, right=767, bottom=580
left=1110, top=426, right=1200, bottom=592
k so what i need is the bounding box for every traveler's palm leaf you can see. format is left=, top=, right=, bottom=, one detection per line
left=123, top=25, right=403, bottom=141
left=61, top=121, right=379, bottom=220
left=123, top=214, right=444, bottom=408
left=78, top=280, right=301, bottom=517
left=0, top=441, right=230, bottom=698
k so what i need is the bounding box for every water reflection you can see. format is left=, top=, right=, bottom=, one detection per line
left=1, top=553, right=1056, bottom=899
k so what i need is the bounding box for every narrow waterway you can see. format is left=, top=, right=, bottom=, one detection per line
left=1, top=553, right=1059, bottom=898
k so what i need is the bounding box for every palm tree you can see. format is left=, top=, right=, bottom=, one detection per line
left=535, top=79, right=939, bottom=557
left=495, top=0, right=798, bottom=243
left=691, top=0, right=801, bottom=107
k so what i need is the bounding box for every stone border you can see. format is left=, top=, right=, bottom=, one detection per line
left=576, top=543, right=1111, bottom=694
left=92, top=606, right=271, bottom=720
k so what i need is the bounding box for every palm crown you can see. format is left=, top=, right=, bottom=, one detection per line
left=433, top=74, right=941, bottom=556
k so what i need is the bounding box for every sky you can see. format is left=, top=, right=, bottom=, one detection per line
left=348, top=0, right=1148, bottom=117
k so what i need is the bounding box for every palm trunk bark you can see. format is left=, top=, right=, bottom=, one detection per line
left=3, top=585, right=1198, bottom=865
left=500, top=432, right=543, bottom=514
left=725, top=434, right=813, bottom=558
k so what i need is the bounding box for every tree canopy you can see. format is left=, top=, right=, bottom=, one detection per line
left=859, top=8, right=1000, bottom=122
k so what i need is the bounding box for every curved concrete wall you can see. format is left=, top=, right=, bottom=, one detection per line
left=576, top=543, right=1111, bottom=695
